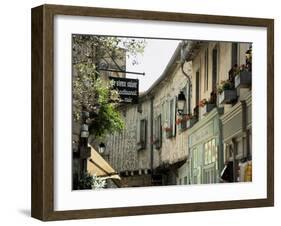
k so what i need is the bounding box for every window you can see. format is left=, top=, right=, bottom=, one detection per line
left=212, top=139, right=216, bottom=162
left=212, top=48, right=218, bottom=93
left=195, top=70, right=200, bottom=107
left=204, top=138, right=216, bottom=165
left=231, top=43, right=238, bottom=67
left=137, top=119, right=147, bottom=150
left=167, top=97, right=176, bottom=138
left=169, top=99, right=174, bottom=132
left=204, top=168, right=215, bottom=184
left=137, top=103, right=142, bottom=113
left=161, top=101, right=165, bottom=125
left=154, top=114, right=162, bottom=149
left=204, top=48, right=209, bottom=92
left=193, top=148, right=198, bottom=169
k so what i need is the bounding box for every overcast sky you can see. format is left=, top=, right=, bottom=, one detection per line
left=125, top=38, right=180, bottom=92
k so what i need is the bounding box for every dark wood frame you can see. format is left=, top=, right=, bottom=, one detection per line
left=31, top=4, right=274, bottom=221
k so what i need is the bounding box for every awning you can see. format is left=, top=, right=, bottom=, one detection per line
left=87, top=145, right=121, bottom=181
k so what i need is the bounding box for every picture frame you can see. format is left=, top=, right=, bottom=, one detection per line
left=31, top=4, right=274, bottom=221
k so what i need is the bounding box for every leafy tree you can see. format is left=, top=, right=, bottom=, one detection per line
left=72, top=35, right=146, bottom=138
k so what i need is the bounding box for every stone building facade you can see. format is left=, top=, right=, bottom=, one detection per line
left=102, top=40, right=252, bottom=187
left=177, top=41, right=252, bottom=184
left=104, top=44, right=192, bottom=187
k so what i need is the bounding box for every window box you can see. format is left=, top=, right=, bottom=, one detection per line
left=164, top=127, right=173, bottom=139
left=154, top=139, right=162, bottom=149
left=186, top=117, right=197, bottom=129
left=180, top=120, right=187, bottom=131
left=235, top=71, right=252, bottom=88
left=218, top=90, right=237, bottom=104
left=201, top=103, right=216, bottom=116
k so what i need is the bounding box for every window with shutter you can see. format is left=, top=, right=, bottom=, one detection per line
left=204, top=48, right=209, bottom=92
left=170, top=99, right=173, bottom=133
left=140, top=119, right=147, bottom=149
left=165, top=99, right=173, bottom=139
left=136, top=119, right=141, bottom=144
left=137, top=119, right=147, bottom=150
left=155, top=114, right=162, bottom=149
left=172, top=96, right=177, bottom=137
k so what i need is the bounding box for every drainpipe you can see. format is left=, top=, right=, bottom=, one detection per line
left=180, top=41, right=193, bottom=115
left=181, top=64, right=192, bottom=115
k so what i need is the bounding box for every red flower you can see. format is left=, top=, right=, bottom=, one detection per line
left=199, top=98, right=208, bottom=107
left=164, top=127, right=172, bottom=132
left=176, top=118, right=182, bottom=125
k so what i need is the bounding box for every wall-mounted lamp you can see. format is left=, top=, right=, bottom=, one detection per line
left=177, top=91, right=186, bottom=115
left=98, top=142, right=106, bottom=154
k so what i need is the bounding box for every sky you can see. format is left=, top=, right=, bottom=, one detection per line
left=124, top=38, right=180, bottom=92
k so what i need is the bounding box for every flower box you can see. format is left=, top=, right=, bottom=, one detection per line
left=164, top=128, right=173, bottom=138
left=235, top=71, right=252, bottom=88
left=218, top=90, right=237, bottom=104
left=186, top=117, right=197, bottom=129
left=180, top=120, right=187, bottom=130
left=154, top=139, right=162, bottom=149
left=201, top=103, right=216, bottom=116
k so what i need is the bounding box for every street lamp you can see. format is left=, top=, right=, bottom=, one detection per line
left=177, top=91, right=186, bottom=115
left=80, top=123, right=89, bottom=138
left=98, top=142, right=106, bottom=154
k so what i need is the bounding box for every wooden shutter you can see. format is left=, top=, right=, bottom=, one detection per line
left=158, top=114, right=162, bottom=147
left=172, top=96, right=177, bottom=137
left=155, top=114, right=162, bottom=149
left=154, top=117, right=157, bottom=142
left=169, top=99, right=173, bottom=129
left=141, top=119, right=147, bottom=148
left=136, top=119, right=141, bottom=144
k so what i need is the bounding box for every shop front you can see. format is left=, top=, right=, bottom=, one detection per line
left=220, top=93, right=252, bottom=182
left=187, top=108, right=223, bottom=184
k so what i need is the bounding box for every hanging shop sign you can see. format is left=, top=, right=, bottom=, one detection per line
left=109, top=76, right=139, bottom=104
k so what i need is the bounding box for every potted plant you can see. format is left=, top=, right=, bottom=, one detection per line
left=199, top=98, right=216, bottom=116
left=234, top=64, right=252, bottom=88
left=217, top=80, right=237, bottom=104
left=176, top=117, right=182, bottom=125
left=164, top=126, right=173, bottom=138
left=184, top=114, right=197, bottom=129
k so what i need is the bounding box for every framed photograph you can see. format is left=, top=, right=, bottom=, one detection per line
left=31, top=4, right=274, bottom=221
